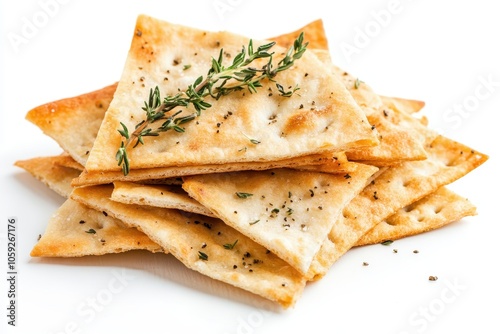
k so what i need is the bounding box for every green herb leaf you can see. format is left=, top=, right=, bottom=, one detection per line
left=236, top=192, right=253, bottom=199
left=354, top=78, right=363, bottom=89
left=223, top=239, right=238, bottom=250
left=381, top=240, right=393, bottom=246
left=198, top=251, right=208, bottom=261
left=85, top=229, right=96, bottom=234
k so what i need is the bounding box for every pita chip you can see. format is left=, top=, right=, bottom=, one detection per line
left=71, top=185, right=306, bottom=308
left=15, top=155, right=162, bottom=257
left=85, top=14, right=378, bottom=174
left=308, top=134, right=488, bottom=279
left=356, top=187, right=477, bottom=246
left=111, top=181, right=216, bottom=217
left=182, top=164, right=378, bottom=275
left=25, top=84, right=117, bottom=166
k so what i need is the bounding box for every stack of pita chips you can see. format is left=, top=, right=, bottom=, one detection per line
left=15, top=15, right=487, bottom=308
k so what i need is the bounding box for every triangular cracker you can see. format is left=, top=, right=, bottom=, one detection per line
left=111, top=181, right=216, bottom=217
left=15, top=156, right=81, bottom=197
left=182, top=164, right=378, bottom=274
left=355, top=187, right=477, bottom=246
left=31, top=199, right=162, bottom=257
left=26, top=83, right=117, bottom=166
left=308, top=135, right=488, bottom=279
left=72, top=153, right=354, bottom=187
left=85, top=14, right=378, bottom=173
left=70, top=185, right=306, bottom=308
left=15, top=155, right=162, bottom=257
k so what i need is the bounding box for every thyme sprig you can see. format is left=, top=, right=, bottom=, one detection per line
left=116, top=33, right=308, bottom=175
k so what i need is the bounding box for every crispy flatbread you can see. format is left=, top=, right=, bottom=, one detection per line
left=72, top=153, right=354, bottom=187
left=15, top=156, right=80, bottom=197
left=308, top=135, right=488, bottom=279
left=70, top=185, right=306, bottom=308
left=15, top=155, right=162, bottom=257
left=355, top=186, right=477, bottom=246
left=85, top=14, right=378, bottom=173
left=26, top=84, right=117, bottom=166
left=31, top=199, right=162, bottom=257
left=182, top=164, right=377, bottom=274
left=112, top=181, right=216, bottom=217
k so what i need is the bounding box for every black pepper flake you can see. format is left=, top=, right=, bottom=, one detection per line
left=202, top=222, right=212, bottom=230
left=413, top=250, right=419, bottom=254
left=244, top=252, right=251, bottom=258
left=383, top=110, right=389, bottom=117
left=136, top=29, right=142, bottom=37
left=429, top=275, right=438, bottom=281
left=309, top=189, right=315, bottom=197
left=102, top=211, right=108, bottom=217
left=299, top=104, right=304, bottom=109
left=233, top=265, right=237, bottom=269
left=79, top=220, right=86, bottom=224
left=201, top=243, right=207, bottom=248
left=373, top=192, right=379, bottom=200
left=363, top=262, right=369, bottom=266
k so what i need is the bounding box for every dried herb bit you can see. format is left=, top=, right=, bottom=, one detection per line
left=198, top=251, right=208, bottom=261
left=429, top=275, right=438, bottom=281
left=223, top=239, right=238, bottom=250
left=362, top=262, right=369, bottom=266
left=413, top=250, right=419, bottom=254
left=381, top=240, right=393, bottom=246
left=85, top=229, right=96, bottom=234
left=249, top=219, right=260, bottom=225
left=236, top=192, right=253, bottom=199
left=354, top=78, right=363, bottom=89
left=116, top=33, right=309, bottom=175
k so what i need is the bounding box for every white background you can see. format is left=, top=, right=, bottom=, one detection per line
left=1, top=1, right=499, bottom=333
